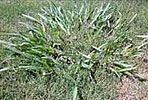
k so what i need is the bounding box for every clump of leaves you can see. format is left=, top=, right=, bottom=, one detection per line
left=1, top=2, right=141, bottom=73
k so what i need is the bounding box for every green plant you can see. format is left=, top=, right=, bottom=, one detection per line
left=0, top=1, right=143, bottom=99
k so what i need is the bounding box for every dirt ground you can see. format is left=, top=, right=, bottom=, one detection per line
left=116, top=54, right=148, bottom=100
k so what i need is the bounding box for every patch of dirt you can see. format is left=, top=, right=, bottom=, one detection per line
left=116, top=54, right=148, bottom=100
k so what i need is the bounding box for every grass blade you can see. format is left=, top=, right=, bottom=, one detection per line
left=73, top=86, right=78, bottom=100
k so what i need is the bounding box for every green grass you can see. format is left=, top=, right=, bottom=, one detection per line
left=0, top=0, right=148, bottom=100
left=0, top=0, right=50, bottom=32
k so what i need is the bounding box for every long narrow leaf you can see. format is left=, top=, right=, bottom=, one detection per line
left=73, top=86, right=78, bottom=100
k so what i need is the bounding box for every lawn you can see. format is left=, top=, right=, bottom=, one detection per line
left=0, top=0, right=148, bottom=100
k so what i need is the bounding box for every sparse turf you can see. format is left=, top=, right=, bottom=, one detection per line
left=0, top=0, right=148, bottom=100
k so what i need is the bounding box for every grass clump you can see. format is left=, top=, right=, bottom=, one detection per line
left=0, top=1, right=143, bottom=99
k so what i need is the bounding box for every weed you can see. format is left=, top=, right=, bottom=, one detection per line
left=0, top=1, right=146, bottom=99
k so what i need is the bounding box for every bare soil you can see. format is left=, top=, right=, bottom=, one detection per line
left=116, top=54, right=148, bottom=100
